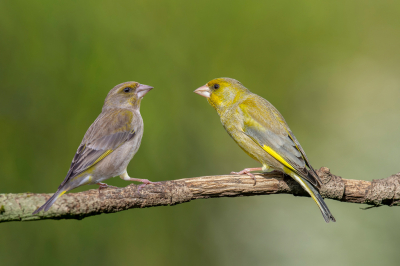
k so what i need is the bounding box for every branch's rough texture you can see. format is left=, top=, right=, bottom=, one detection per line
left=1, top=167, right=400, bottom=223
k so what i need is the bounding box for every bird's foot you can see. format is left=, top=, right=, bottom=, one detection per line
left=125, top=178, right=161, bottom=191
left=120, top=172, right=160, bottom=191
left=97, top=182, right=118, bottom=193
left=230, top=167, right=263, bottom=186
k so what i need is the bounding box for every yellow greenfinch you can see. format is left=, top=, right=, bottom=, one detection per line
left=194, top=78, right=335, bottom=223
left=33, top=81, right=159, bottom=214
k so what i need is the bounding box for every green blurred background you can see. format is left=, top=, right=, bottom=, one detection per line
left=1, top=0, right=400, bottom=265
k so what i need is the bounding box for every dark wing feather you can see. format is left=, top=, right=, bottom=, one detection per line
left=239, top=95, right=322, bottom=188
left=58, top=109, right=136, bottom=188
left=285, top=131, right=321, bottom=187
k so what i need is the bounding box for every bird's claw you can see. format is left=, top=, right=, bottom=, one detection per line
left=97, top=182, right=118, bottom=193
left=137, top=180, right=161, bottom=192
left=231, top=169, right=257, bottom=186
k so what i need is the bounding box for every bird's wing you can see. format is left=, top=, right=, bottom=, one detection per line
left=239, top=95, right=322, bottom=188
left=59, top=109, right=138, bottom=188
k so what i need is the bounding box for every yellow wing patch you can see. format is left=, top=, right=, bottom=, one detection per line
left=93, top=149, right=113, bottom=165
left=73, top=150, right=113, bottom=180
left=57, top=191, right=66, bottom=199
left=262, top=145, right=296, bottom=172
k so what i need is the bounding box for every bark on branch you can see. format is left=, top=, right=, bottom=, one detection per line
left=1, top=167, right=400, bottom=223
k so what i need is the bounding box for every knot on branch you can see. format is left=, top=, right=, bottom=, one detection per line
left=317, top=167, right=345, bottom=200
left=365, top=174, right=400, bottom=206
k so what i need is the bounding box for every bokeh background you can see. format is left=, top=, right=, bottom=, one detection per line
left=1, top=0, right=400, bottom=265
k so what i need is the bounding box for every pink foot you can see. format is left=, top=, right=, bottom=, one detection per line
left=124, top=178, right=161, bottom=191
left=97, top=182, right=118, bottom=193
left=230, top=167, right=263, bottom=186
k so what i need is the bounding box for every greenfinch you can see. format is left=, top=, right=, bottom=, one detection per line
left=194, top=78, right=335, bottom=223
left=33, top=81, right=159, bottom=214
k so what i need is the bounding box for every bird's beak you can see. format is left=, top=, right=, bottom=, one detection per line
left=194, top=85, right=211, bottom=98
left=136, top=84, right=153, bottom=98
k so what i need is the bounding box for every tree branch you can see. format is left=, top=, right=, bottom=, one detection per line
left=1, top=167, right=400, bottom=223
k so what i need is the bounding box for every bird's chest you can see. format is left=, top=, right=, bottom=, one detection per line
left=124, top=123, right=143, bottom=159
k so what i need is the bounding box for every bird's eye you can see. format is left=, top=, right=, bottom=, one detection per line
left=124, top=87, right=132, bottom=93
left=213, top=84, right=220, bottom=89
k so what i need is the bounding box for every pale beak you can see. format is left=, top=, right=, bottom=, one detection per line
left=194, top=85, right=211, bottom=98
left=136, top=84, right=153, bottom=98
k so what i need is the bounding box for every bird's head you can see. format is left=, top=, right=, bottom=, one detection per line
left=194, top=78, right=249, bottom=114
left=104, top=81, right=153, bottom=110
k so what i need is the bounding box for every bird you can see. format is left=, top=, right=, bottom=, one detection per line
left=194, top=77, right=335, bottom=223
left=33, top=81, right=159, bottom=214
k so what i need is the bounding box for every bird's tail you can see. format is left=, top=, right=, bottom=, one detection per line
left=32, top=189, right=67, bottom=215
left=291, top=172, right=336, bottom=223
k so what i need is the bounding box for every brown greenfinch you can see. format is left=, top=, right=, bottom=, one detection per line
left=33, top=81, right=159, bottom=214
left=194, top=77, right=335, bottom=223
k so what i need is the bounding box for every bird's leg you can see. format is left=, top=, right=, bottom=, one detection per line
left=97, top=182, right=118, bottom=193
left=230, top=167, right=263, bottom=186
left=120, top=171, right=161, bottom=191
